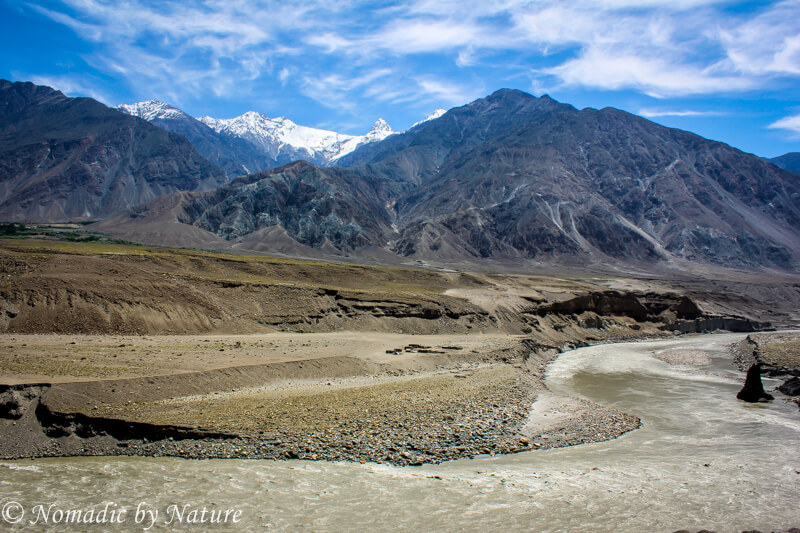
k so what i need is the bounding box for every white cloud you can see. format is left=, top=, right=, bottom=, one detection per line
left=717, top=0, right=800, bottom=76
left=768, top=113, right=800, bottom=134
left=456, top=48, right=477, bottom=67
left=300, top=69, right=394, bottom=111
left=29, top=0, right=316, bottom=103
left=510, top=2, right=764, bottom=96
left=638, top=108, right=725, bottom=117
left=415, top=78, right=485, bottom=106
left=364, top=19, right=501, bottom=54
left=550, top=47, right=756, bottom=97
left=24, top=73, right=111, bottom=104
left=26, top=0, right=800, bottom=121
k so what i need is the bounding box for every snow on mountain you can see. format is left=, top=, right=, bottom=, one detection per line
left=411, top=109, right=447, bottom=129
left=331, top=119, right=396, bottom=162
left=118, top=99, right=411, bottom=168
left=198, top=112, right=396, bottom=166
left=365, top=118, right=393, bottom=141
left=115, top=100, right=190, bottom=121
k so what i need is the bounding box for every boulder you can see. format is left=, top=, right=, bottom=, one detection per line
left=0, top=389, right=25, bottom=419
left=777, top=377, right=800, bottom=396
left=737, top=364, right=774, bottom=403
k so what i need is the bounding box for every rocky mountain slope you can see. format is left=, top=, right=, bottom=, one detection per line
left=115, top=101, right=274, bottom=178
left=101, top=89, right=800, bottom=272
left=770, top=152, right=800, bottom=174
left=346, top=89, right=800, bottom=269
left=0, top=80, right=226, bottom=222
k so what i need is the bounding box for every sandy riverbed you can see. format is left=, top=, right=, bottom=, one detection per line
left=0, top=332, right=639, bottom=465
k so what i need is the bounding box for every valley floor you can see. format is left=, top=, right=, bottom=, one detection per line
left=0, top=332, right=639, bottom=465
left=0, top=238, right=797, bottom=465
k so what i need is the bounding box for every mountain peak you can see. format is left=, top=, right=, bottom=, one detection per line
left=359, top=118, right=395, bottom=145
left=483, top=89, right=562, bottom=109
left=0, top=80, right=226, bottom=222
left=370, top=118, right=391, bottom=133
left=366, top=118, right=392, bottom=136
left=411, top=109, right=447, bottom=129
left=116, top=100, right=188, bottom=121
left=0, top=79, right=68, bottom=112
left=487, top=88, right=536, bottom=101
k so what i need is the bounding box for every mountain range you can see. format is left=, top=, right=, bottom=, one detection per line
left=102, top=89, right=800, bottom=271
left=1, top=80, right=798, bottom=272
left=116, top=100, right=426, bottom=177
left=197, top=112, right=395, bottom=167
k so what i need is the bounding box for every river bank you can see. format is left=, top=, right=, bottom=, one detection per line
left=2, top=333, right=798, bottom=532
left=2, top=239, right=794, bottom=466
left=0, top=332, right=642, bottom=465
left=5, top=329, right=798, bottom=466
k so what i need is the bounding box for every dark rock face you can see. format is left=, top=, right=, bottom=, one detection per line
left=778, top=377, right=800, bottom=396
left=173, top=161, right=399, bottom=250
left=737, top=364, right=775, bottom=402
left=535, top=291, right=650, bottom=320
left=528, top=291, right=766, bottom=333
left=0, top=80, right=226, bottom=222
left=0, top=388, right=26, bottom=419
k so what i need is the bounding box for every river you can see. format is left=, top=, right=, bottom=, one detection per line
left=1, top=333, right=798, bottom=532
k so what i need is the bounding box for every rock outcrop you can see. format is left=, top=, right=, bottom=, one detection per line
left=777, top=377, right=800, bottom=396
left=736, top=364, right=774, bottom=403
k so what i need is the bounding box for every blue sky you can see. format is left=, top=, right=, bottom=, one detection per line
left=1, top=0, right=799, bottom=157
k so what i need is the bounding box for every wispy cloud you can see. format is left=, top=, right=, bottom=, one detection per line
left=27, top=0, right=312, bottom=104
left=24, top=73, right=112, bottom=104
left=21, top=0, right=800, bottom=126
left=638, top=108, right=726, bottom=118
left=549, top=49, right=756, bottom=97
left=768, top=113, right=800, bottom=135
left=300, top=69, right=394, bottom=111
left=415, top=78, right=486, bottom=106
left=717, top=0, right=800, bottom=76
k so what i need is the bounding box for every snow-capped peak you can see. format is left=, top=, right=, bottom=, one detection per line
left=115, top=100, right=189, bottom=121
left=330, top=119, right=397, bottom=162
left=411, top=109, right=447, bottom=129
left=198, top=110, right=397, bottom=164
left=370, top=118, right=392, bottom=134
left=363, top=118, right=394, bottom=142
left=198, top=111, right=357, bottom=159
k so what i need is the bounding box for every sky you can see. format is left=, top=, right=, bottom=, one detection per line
left=1, top=0, right=799, bottom=158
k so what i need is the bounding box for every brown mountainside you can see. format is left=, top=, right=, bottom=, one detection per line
left=0, top=80, right=226, bottom=222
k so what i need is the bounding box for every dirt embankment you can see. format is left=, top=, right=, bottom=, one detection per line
left=730, top=331, right=800, bottom=409
left=0, top=239, right=782, bottom=337
left=731, top=331, right=800, bottom=373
